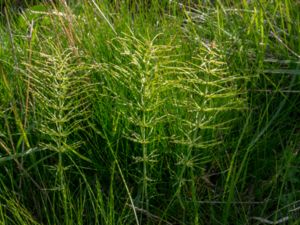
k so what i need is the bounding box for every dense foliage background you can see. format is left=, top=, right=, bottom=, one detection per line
left=0, top=0, right=299, bottom=224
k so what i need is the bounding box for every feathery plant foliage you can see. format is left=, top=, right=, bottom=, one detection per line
left=22, top=44, right=95, bottom=224
left=98, top=31, right=246, bottom=223
left=158, top=38, right=246, bottom=225
left=101, top=32, right=184, bottom=217
left=24, top=46, right=92, bottom=154
left=0, top=0, right=299, bottom=224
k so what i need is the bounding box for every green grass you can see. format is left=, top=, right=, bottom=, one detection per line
left=0, top=0, right=299, bottom=224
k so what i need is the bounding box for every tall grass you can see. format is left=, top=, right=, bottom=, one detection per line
left=0, top=0, right=299, bottom=224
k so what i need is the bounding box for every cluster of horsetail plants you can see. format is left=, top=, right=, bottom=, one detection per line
left=0, top=0, right=299, bottom=224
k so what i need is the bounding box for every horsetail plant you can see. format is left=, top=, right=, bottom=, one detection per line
left=100, top=31, right=187, bottom=220
left=23, top=44, right=94, bottom=224
left=158, top=39, right=246, bottom=223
